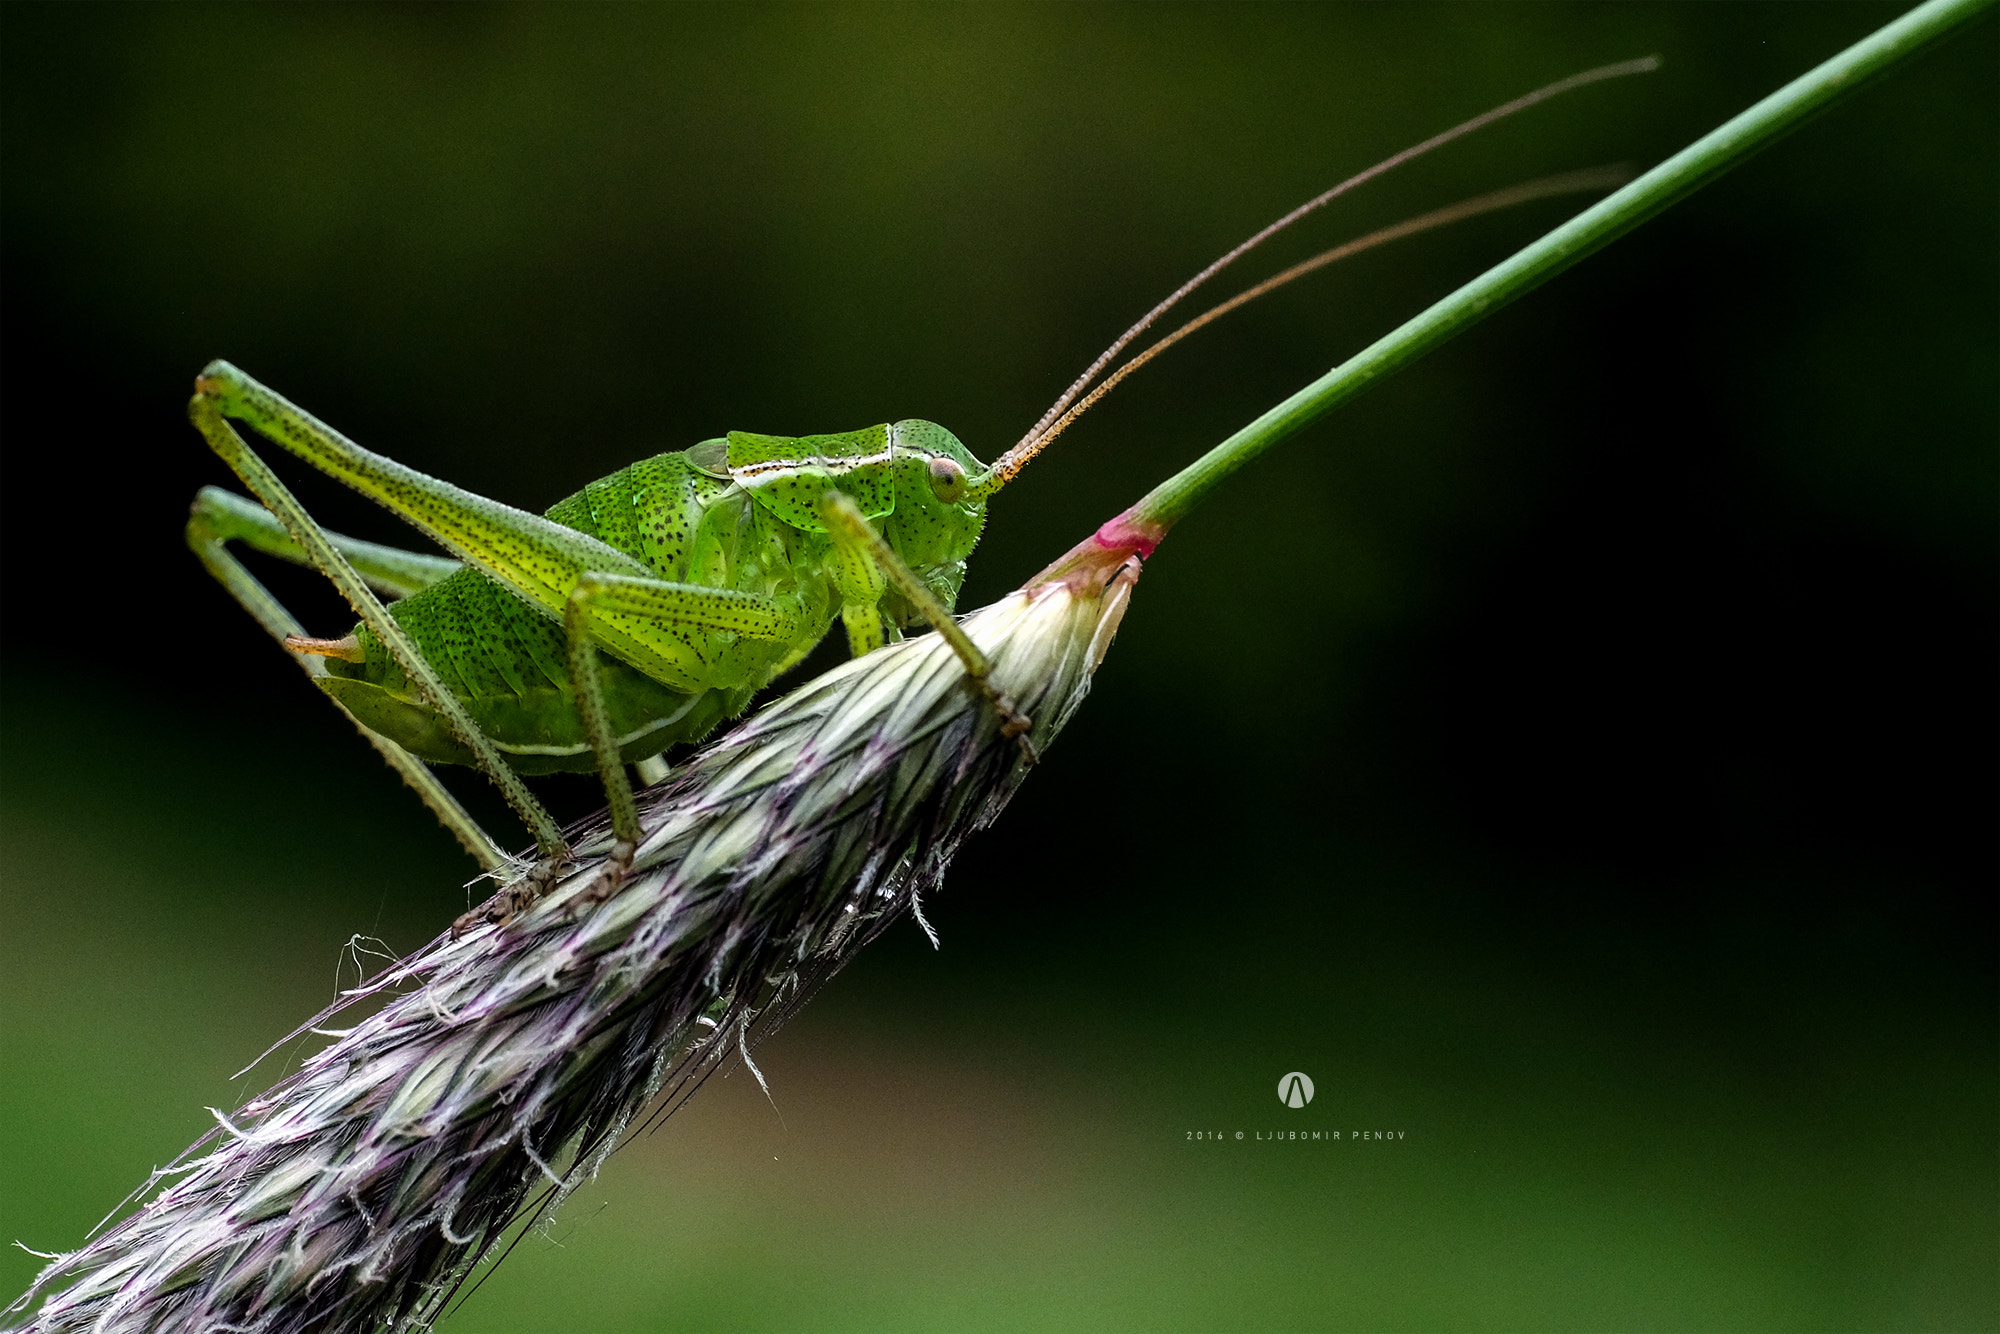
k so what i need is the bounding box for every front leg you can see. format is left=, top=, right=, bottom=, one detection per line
left=819, top=493, right=1037, bottom=760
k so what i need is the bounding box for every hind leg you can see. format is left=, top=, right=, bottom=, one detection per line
left=186, top=491, right=505, bottom=871
left=189, top=384, right=572, bottom=870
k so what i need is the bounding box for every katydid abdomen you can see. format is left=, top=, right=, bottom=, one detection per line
left=319, top=569, right=756, bottom=777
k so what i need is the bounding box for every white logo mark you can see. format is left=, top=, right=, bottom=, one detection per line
left=1277, top=1071, right=1314, bottom=1108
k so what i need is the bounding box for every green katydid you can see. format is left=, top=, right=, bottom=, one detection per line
left=187, top=384, right=1029, bottom=919
left=186, top=61, right=1650, bottom=924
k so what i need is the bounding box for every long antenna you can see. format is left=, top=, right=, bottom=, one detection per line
left=975, top=55, right=1660, bottom=493
left=1014, top=166, right=1632, bottom=468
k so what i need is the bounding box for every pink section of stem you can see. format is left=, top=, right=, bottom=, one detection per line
left=1091, top=511, right=1167, bottom=560
left=1026, top=507, right=1169, bottom=592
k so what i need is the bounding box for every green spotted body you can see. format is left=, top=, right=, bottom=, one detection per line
left=309, top=422, right=987, bottom=775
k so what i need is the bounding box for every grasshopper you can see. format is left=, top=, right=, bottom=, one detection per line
left=186, top=62, right=1646, bottom=923
left=187, top=377, right=1041, bottom=918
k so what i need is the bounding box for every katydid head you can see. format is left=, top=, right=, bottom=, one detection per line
left=880, top=418, right=988, bottom=576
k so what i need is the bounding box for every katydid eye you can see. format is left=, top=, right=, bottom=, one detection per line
left=927, top=456, right=967, bottom=503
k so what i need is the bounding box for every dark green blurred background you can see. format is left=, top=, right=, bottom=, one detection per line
left=2, top=4, right=1993, bottom=1330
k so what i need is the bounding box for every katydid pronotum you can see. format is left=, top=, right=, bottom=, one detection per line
left=187, top=62, right=1649, bottom=929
